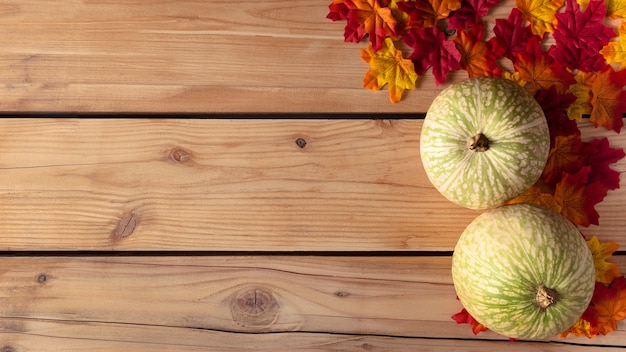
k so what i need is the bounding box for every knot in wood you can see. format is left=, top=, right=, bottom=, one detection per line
left=295, top=137, right=307, bottom=149
left=229, top=286, right=279, bottom=329
left=169, top=147, right=192, bottom=163
left=2, top=346, right=16, bottom=352
left=113, top=212, right=137, bottom=240
left=37, top=274, right=47, bottom=284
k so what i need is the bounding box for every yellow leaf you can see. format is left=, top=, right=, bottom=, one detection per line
left=516, top=0, right=565, bottom=36
left=586, top=235, right=622, bottom=284
left=600, top=20, right=626, bottom=71
left=559, top=318, right=597, bottom=338
left=607, top=0, right=626, bottom=19
left=566, top=71, right=596, bottom=121
left=360, top=38, right=418, bottom=103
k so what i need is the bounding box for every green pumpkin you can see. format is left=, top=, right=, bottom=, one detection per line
left=420, top=76, right=550, bottom=210
left=452, top=204, right=596, bottom=339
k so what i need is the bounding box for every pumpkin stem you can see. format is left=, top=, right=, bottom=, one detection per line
left=468, top=133, right=490, bottom=152
left=535, top=285, right=559, bottom=310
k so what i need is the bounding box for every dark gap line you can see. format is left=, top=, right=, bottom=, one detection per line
left=0, top=112, right=427, bottom=119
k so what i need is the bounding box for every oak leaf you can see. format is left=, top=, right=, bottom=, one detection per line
left=361, top=38, right=419, bottom=103
left=583, top=277, right=626, bottom=335
left=587, top=235, right=622, bottom=284
left=453, top=22, right=502, bottom=77
left=590, top=66, right=626, bottom=133
left=516, top=0, right=565, bottom=36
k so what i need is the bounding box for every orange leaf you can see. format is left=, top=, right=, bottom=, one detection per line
left=553, top=166, right=608, bottom=227
left=344, top=0, right=398, bottom=50
left=453, top=21, right=502, bottom=77
left=559, top=318, right=597, bottom=338
left=516, top=0, right=565, bottom=36
left=360, top=38, right=419, bottom=103
left=583, top=277, right=626, bottom=335
left=589, top=66, right=626, bottom=133
left=566, top=71, right=596, bottom=121
left=397, top=0, right=461, bottom=29
left=506, top=184, right=561, bottom=213
left=587, top=235, right=622, bottom=284
left=541, top=133, right=584, bottom=187
left=514, top=38, right=576, bottom=94
left=600, top=20, right=626, bottom=70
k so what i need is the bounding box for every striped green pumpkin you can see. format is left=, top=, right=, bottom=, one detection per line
left=420, top=76, right=550, bottom=210
left=452, top=204, right=595, bottom=339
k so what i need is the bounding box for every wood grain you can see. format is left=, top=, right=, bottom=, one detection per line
left=0, top=0, right=578, bottom=113
left=0, top=119, right=623, bottom=251
left=1, top=255, right=625, bottom=350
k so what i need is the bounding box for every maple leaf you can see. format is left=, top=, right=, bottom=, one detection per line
left=534, top=86, right=578, bottom=142
left=583, top=277, right=626, bottom=335
left=554, top=166, right=609, bottom=226
left=542, top=134, right=584, bottom=187
left=506, top=183, right=561, bottom=212
left=453, top=22, right=502, bottom=77
left=600, top=20, right=626, bottom=71
left=606, top=0, right=626, bottom=19
left=516, top=0, right=565, bottom=36
left=361, top=38, right=419, bottom=103
left=548, top=0, right=615, bottom=72
left=327, top=0, right=350, bottom=21
left=566, top=71, right=596, bottom=120
left=581, top=138, right=626, bottom=190
left=587, top=235, right=622, bottom=284
left=344, top=0, right=398, bottom=51
left=513, top=37, right=576, bottom=94
left=403, top=26, right=461, bottom=85
left=397, top=0, right=461, bottom=29
left=451, top=308, right=488, bottom=335
left=488, top=8, right=542, bottom=62
left=447, top=0, right=501, bottom=31
left=590, top=66, right=626, bottom=133
left=559, top=318, right=597, bottom=338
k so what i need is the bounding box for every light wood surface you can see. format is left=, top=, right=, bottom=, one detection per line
left=1, top=0, right=625, bottom=350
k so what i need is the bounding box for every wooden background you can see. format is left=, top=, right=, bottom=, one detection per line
left=0, top=1, right=625, bottom=351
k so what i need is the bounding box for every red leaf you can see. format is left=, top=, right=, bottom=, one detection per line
left=452, top=308, right=488, bottom=335
left=554, top=166, right=609, bottom=227
left=583, top=277, right=626, bottom=335
left=542, top=134, right=584, bottom=187
left=547, top=0, right=615, bottom=72
left=447, top=0, right=501, bottom=31
left=397, top=0, right=461, bottom=29
left=488, top=8, right=541, bottom=61
left=581, top=138, right=626, bottom=190
left=327, top=0, right=350, bottom=21
left=453, top=22, right=502, bottom=77
left=343, top=0, right=398, bottom=51
left=514, top=37, right=576, bottom=94
left=404, top=27, right=461, bottom=85
left=534, top=86, right=578, bottom=144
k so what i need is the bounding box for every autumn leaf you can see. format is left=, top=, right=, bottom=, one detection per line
left=453, top=22, right=502, bottom=77
left=451, top=308, right=488, bottom=335
left=554, top=166, right=609, bottom=227
left=566, top=71, right=596, bottom=120
left=583, top=277, right=626, bottom=335
left=344, top=0, right=398, bottom=51
left=534, top=86, right=578, bottom=141
left=404, top=26, right=461, bottom=85
left=447, top=0, right=501, bottom=30
left=590, top=66, right=626, bottom=133
left=327, top=0, right=349, bottom=21
left=489, top=8, right=541, bottom=61
left=587, top=235, right=622, bottom=284
left=397, top=0, right=461, bottom=29
left=541, top=134, right=584, bottom=187
left=548, top=0, right=614, bottom=72
left=559, top=318, right=596, bottom=338
left=600, top=20, right=626, bottom=71
left=606, top=0, right=626, bottom=19
left=361, top=38, right=419, bottom=103
left=581, top=138, right=626, bottom=190
left=514, top=37, right=576, bottom=94
left=516, top=0, right=565, bottom=36
left=506, top=184, right=561, bottom=212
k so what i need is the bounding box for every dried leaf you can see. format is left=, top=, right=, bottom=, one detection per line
left=361, top=38, right=419, bottom=103
left=404, top=26, right=461, bottom=85
left=516, top=0, right=565, bottom=36
left=590, top=66, right=626, bottom=133
left=586, top=235, right=622, bottom=284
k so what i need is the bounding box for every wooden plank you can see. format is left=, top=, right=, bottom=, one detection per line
left=0, top=0, right=588, bottom=113
left=1, top=256, right=625, bottom=349
left=0, top=118, right=624, bottom=251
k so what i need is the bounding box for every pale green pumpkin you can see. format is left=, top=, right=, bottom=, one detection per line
left=420, top=76, right=550, bottom=210
left=452, top=204, right=596, bottom=340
